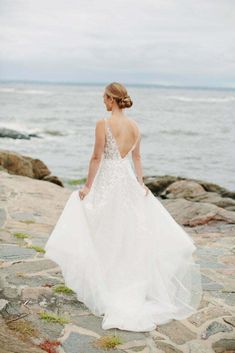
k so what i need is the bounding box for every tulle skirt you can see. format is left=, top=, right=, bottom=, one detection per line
left=44, top=158, right=202, bottom=332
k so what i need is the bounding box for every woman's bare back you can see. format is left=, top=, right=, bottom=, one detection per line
left=106, top=116, right=140, bottom=158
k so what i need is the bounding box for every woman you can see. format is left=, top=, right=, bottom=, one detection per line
left=44, top=82, right=202, bottom=332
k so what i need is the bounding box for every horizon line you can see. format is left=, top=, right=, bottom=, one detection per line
left=0, top=78, right=235, bottom=91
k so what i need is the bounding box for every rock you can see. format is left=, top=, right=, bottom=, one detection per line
left=154, top=341, right=183, bottom=353
left=21, top=287, right=53, bottom=301
left=62, top=331, right=124, bottom=353
left=0, top=317, right=43, bottom=353
left=188, top=340, right=214, bottom=353
left=161, top=181, right=235, bottom=211
left=223, top=316, right=235, bottom=327
left=201, top=320, right=233, bottom=339
left=212, top=338, right=235, bottom=353
left=0, top=208, right=6, bottom=227
left=188, top=306, right=232, bottom=327
left=0, top=127, right=41, bottom=140
left=0, top=299, right=9, bottom=312
left=161, top=198, right=235, bottom=226
left=156, top=320, right=196, bottom=345
left=42, top=174, right=64, bottom=187
left=144, top=175, right=235, bottom=200
left=0, top=149, right=64, bottom=187
left=160, top=180, right=207, bottom=199
left=0, top=244, right=35, bottom=261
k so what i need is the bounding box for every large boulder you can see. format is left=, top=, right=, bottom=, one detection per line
left=0, top=150, right=63, bottom=187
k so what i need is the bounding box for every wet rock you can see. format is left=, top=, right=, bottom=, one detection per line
left=201, top=320, right=233, bottom=339
left=0, top=127, right=41, bottom=139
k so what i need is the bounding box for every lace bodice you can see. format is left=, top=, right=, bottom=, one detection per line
left=103, top=118, right=138, bottom=161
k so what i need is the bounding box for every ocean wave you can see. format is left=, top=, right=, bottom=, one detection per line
left=159, top=129, right=200, bottom=136
left=167, top=96, right=235, bottom=103
left=0, top=88, right=52, bottom=95
left=43, top=129, right=65, bottom=136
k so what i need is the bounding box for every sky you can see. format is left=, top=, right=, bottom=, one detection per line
left=0, top=0, right=235, bottom=88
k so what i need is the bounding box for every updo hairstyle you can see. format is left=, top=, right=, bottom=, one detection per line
left=105, top=82, right=133, bottom=109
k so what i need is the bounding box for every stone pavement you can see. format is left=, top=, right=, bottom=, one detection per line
left=0, top=169, right=234, bottom=353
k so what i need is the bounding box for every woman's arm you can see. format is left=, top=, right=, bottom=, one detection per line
left=84, top=119, right=105, bottom=188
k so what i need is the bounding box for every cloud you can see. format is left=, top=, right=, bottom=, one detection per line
left=0, top=0, right=235, bottom=87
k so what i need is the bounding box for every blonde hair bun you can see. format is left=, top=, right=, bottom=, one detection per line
left=105, top=82, right=133, bottom=109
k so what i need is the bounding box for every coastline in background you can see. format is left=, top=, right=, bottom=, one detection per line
left=0, top=81, right=234, bottom=191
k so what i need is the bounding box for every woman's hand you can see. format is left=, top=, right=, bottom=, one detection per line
left=79, top=185, right=90, bottom=200
left=142, top=184, right=149, bottom=196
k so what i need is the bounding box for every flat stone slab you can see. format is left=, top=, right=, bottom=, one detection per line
left=62, top=331, right=125, bottom=353
left=0, top=208, right=6, bottom=227
left=156, top=320, right=196, bottom=345
left=0, top=244, right=35, bottom=260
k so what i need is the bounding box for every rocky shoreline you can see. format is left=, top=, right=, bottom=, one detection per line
left=0, top=158, right=235, bottom=352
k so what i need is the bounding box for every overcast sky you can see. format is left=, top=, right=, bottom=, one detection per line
left=0, top=0, right=234, bottom=87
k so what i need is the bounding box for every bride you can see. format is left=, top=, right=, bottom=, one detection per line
left=44, top=82, right=202, bottom=332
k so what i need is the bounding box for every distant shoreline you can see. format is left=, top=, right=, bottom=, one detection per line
left=0, top=79, right=235, bottom=92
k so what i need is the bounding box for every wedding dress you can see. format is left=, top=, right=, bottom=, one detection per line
left=44, top=117, right=202, bottom=332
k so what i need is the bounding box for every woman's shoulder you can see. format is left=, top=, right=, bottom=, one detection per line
left=127, top=117, right=141, bottom=134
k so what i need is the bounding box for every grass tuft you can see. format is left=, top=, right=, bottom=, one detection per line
left=20, top=219, right=35, bottom=224
left=52, top=284, right=74, bottom=294
left=68, top=177, right=86, bottom=185
left=7, top=319, right=39, bottom=339
left=93, top=335, right=123, bottom=350
left=39, top=311, right=69, bottom=324
left=13, top=232, right=29, bottom=239
left=29, top=245, right=46, bottom=253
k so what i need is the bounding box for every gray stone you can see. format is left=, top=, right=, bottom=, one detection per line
left=1, top=259, right=57, bottom=277
left=0, top=208, right=6, bottom=227
left=201, top=320, right=233, bottom=339
left=2, top=285, right=19, bottom=299
left=62, top=331, right=124, bottom=353
left=0, top=299, right=9, bottom=311
left=210, top=290, right=235, bottom=306
left=11, top=211, right=37, bottom=222
left=188, top=306, right=232, bottom=327
left=188, top=340, right=214, bottom=353
left=156, top=320, right=196, bottom=345
left=21, top=287, right=53, bottom=300
left=6, top=273, right=62, bottom=287
left=0, top=244, right=35, bottom=260
left=196, top=260, right=226, bottom=269
left=155, top=341, right=183, bottom=353
left=71, top=314, right=146, bottom=342
left=25, top=315, right=64, bottom=341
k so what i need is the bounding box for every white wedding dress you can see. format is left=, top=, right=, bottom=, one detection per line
left=44, top=117, right=202, bottom=332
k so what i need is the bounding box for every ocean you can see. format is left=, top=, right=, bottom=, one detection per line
left=0, top=81, right=234, bottom=191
